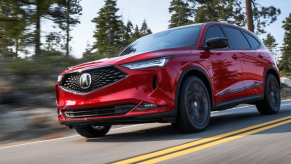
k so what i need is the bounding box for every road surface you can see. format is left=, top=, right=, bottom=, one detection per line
left=1, top=100, right=291, bottom=164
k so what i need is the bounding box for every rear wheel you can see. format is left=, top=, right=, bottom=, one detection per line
left=256, top=74, right=281, bottom=115
left=173, top=76, right=211, bottom=133
left=75, top=125, right=111, bottom=138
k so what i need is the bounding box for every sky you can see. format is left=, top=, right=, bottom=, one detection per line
left=43, top=0, right=291, bottom=59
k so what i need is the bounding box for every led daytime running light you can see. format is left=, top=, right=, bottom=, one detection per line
left=121, top=56, right=172, bottom=70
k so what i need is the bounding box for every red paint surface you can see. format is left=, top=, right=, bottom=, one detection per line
left=56, top=22, right=279, bottom=123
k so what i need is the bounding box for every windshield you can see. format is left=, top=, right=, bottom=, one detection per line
left=119, top=26, right=201, bottom=56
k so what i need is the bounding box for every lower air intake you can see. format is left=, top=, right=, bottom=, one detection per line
left=63, top=104, right=137, bottom=119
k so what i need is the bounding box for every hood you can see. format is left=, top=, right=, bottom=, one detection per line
left=62, top=55, right=134, bottom=74
left=62, top=47, right=193, bottom=74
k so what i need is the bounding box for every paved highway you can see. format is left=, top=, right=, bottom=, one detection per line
left=1, top=100, right=291, bottom=164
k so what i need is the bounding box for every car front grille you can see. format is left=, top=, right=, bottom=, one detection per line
left=63, top=104, right=137, bottom=119
left=60, top=65, right=128, bottom=94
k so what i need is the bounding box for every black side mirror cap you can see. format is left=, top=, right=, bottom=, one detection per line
left=204, top=37, right=229, bottom=50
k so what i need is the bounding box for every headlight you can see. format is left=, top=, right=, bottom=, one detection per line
left=57, top=75, right=63, bottom=82
left=121, top=56, right=172, bottom=70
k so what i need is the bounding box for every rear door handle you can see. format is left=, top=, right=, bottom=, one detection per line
left=258, top=54, right=264, bottom=58
left=232, top=54, right=239, bottom=60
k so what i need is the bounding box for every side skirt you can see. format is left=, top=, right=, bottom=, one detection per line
left=213, top=94, right=264, bottom=111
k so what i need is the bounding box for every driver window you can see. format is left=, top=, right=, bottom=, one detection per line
left=204, top=26, right=229, bottom=49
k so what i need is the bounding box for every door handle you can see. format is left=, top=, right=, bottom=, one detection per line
left=232, top=54, right=239, bottom=60
left=258, top=54, right=264, bottom=58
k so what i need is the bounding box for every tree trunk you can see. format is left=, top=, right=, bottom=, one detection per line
left=15, top=38, right=19, bottom=58
left=246, top=0, right=254, bottom=32
left=66, top=1, right=70, bottom=58
left=66, top=21, right=69, bottom=58
left=35, top=13, right=41, bottom=56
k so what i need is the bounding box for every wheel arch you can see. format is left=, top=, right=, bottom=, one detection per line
left=264, top=66, right=280, bottom=88
left=174, top=66, right=214, bottom=112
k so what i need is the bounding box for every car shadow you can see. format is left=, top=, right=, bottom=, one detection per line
left=86, top=110, right=291, bottom=143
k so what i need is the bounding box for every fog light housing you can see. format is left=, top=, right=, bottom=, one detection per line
left=135, top=102, right=167, bottom=111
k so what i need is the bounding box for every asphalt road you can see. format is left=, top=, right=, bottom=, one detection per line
left=1, top=100, right=291, bottom=164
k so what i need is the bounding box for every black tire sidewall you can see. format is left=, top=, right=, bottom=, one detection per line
left=75, top=125, right=111, bottom=138
left=178, top=76, right=211, bottom=132
left=264, top=74, right=281, bottom=112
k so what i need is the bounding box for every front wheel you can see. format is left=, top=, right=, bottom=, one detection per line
left=75, top=125, right=111, bottom=138
left=256, top=74, right=281, bottom=115
left=173, top=76, right=211, bottom=133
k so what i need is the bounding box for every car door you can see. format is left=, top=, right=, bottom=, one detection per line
left=204, top=26, right=246, bottom=104
left=239, top=31, right=265, bottom=97
left=223, top=26, right=265, bottom=98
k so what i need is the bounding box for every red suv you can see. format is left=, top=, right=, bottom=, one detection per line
left=56, top=22, right=281, bottom=138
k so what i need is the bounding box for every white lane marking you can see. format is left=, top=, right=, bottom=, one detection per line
left=0, top=124, right=145, bottom=150
left=111, top=124, right=146, bottom=131
left=1, top=99, right=291, bottom=150
left=281, top=103, right=291, bottom=107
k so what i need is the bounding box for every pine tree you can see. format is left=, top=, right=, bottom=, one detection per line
left=44, top=32, right=62, bottom=51
left=169, top=0, right=281, bottom=34
left=263, top=33, right=279, bottom=63
left=168, top=0, right=194, bottom=28
left=50, top=0, right=82, bottom=58
left=28, top=0, right=59, bottom=56
left=263, top=33, right=278, bottom=53
left=120, top=20, right=133, bottom=48
left=140, top=19, right=152, bottom=37
left=279, top=13, right=291, bottom=76
left=2, top=0, right=60, bottom=56
left=91, top=0, right=122, bottom=57
left=0, top=0, right=29, bottom=57
left=130, top=25, right=140, bottom=42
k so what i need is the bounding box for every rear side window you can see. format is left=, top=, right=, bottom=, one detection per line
left=204, top=26, right=228, bottom=49
left=242, top=32, right=260, bottom=49
left=224, top=27, right=251, bottom=50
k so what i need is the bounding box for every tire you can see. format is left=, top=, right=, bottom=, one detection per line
left=75, top=125, right=111, bottom=138
left=173, top=76, right=211, bottom=133
left=256, top=74, right=281, bottom=115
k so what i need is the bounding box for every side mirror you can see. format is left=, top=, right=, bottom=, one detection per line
left=204, top=37, right=228, bottom=50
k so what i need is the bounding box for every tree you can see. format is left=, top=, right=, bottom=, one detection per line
left=50, top=0, right=82, bottom=58
left=168, top=0, right=194, bottom=28
left=27, top=0, right=60, bottom=56
left=44, top=32, right=62, bottom=51
left=263, top=33, right=279, bottom=63
left=120, top=20, right=133, bottom=48
left=130, top=25, right=140, bottom=42
left=140, top=19, right=152, bottom=37
left=91, top=0, right=122, bottom=57
left=0, top=0, right=30, bottom=57
left=263, top=33, right=278, bottom=53
left=193, top=0, right=245, bottom=25
left=169, top=0, right=281, bottom=34
left=279, top=13, right=291, bottom=76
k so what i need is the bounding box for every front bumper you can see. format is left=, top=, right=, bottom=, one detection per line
left=59, top=111, right=176, bottom=126
left=56, top=65, right=179, bottom=125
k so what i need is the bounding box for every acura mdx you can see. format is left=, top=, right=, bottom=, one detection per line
left=56, top=22, right=281, bottom=138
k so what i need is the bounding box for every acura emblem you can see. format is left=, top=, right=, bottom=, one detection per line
left=80, top=73, right=91, bottom=89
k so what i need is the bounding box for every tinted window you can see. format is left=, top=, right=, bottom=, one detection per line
left=204, top=26, right=226, bottom=41
left=224, top=27, right=251, bottom=50
left=243, top=32, right=260, bottom=49
left=119, top=26, right=201, bottom=56
left=204, top=26, right=228, bottom=49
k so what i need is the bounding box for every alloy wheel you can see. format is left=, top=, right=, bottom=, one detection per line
left=268, top=79, right=280, bottom=110
left=186, top=82, right=209, bottom=126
